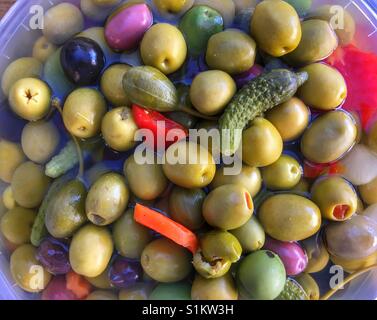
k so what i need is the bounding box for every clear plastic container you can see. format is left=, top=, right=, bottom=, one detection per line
left=1, top=0, right=377, bottom=300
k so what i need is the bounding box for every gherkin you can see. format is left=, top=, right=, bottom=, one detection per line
left=219, top=69, right=308, bottom=155
left=276, top=278, right=309, bottom=300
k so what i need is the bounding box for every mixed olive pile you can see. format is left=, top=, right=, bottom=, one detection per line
left=1, top=0, right=377, bottom=300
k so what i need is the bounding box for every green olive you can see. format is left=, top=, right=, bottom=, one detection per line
left=11, top=161, right=51, bottom=209
left=297, top=63, right=347, bottom=111
left=311, top=176, right=358, bottom=221
left=119, top=284, right=151, bottom=300
left=2, top=186, right=16, bottom=210
left=294, top=273, right=319, bottom=300
left=195, top=0, right=235, bottom=27
left=101, top=107, right=138, bottom=152
left=1, top=207, right=36, bottom=246
left=153, top=0, right=194, bottom=16
left=191, top=273, right=238, bottom=300
left=360, top=176, right=377, bottom=205
left=230, top=216, right=265, bottom=253
left=301, top=110, right=357, bottom=164
left=262, top=155, right=302, bottom=190
left=192, top=250, right=232, bottom=279
left=70, top=224, right=113, bottom=277
left=190, top=70, right=236, bottom=115
left=203, top=184, right=253, bottom=230
left=32, top=36, right=57, bottom=63
left=10, top=244, right=51, bottom=292
left=284, top=19, right=338, bottom=66
left=124, top=153, right=168, bottom=201
left=206, top=29, right=256, bottom=75
left=141, top=238, right=192, bottom=283
left=259, top=194, right=321, bottom=241
left=168, top=186, right=206, bottom=230
left=367, top=121, right=377, bottom=154
left=242, top=118, right=283, bottom=167
left=265, top=97, right=310, bottom=142
left=290, top=177, right=311, bottom=194
left=85, top=266, right=112, bottom=289
left=86, top=173, right=129, bottom=226
left=150, top=282, right=191, bottom=300
left=9, top=78, right=51, bottom=121
left=113, top=209, right=152, bottom=259
left=0, top=140, right=25, bottom=183
left=163, top=141, right=216, bottom=189
left=100, top=64, right=132, bottom=107
left=250, top=0, right=301, bottom=57
left=63, top=88, right=107, bottom=139
left=81, top=0, right=119, bottom=22
left=301, top=234, right=329, bottom=273
left=86, top=290, right=118, bottom=300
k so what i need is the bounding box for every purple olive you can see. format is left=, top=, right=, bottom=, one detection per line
left=37, top=238, right=71, bottom=275
left=263, top=237, right=308, bottom=276
left=233, top=64, right=264, bottom=89
left=109, top=257, right=143, bottom=288
left=105, top=3, right=153, bottom=52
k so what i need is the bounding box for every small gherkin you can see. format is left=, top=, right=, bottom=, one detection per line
left=276, top=278, right=309, bottom=300
left=219, top=69, right=308, bottom=155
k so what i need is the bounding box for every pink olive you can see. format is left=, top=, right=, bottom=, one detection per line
left=263, top=237, right=308, bottom=276
left=233, top=64, right=264, bottom=89
left=105, top=3, right=153, bottom=51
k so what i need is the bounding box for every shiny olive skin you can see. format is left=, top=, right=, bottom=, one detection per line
left=153, top=0, right=194, bottom=16
left=324, top=215, right=377, bottom=272
left=113, top=209, right=152, bottom=259
left=45, top=179, right=87, bottom=238
left=210, top=164, right=262, bottom=197
left=1, top=57, right=43, bottom=97
left=311, top=176, right=358, bottom=221
left=87, top=290, right=118, bottom=300
left=265, top=97, right=310, bottom=142
left=86, top=173, right=129, bottom=226
left=297, top=63, right=347, bottom=111
left=141, top=238, right=192, bottom=283
left=301, top=234, right=330, bottom=274
left=11, top=161, right=50, bottom=209
left=259, top=194, right=321, bottom=242
left=262, top=155, right=302, bottom=190
left=190, top=70, right=236, bottom=116
left=32, top=36, right=57, bottom=63
left=285, top=20, right=338, bottom=66
left=251, top=0, right=301, bottom=57
left=290, top=178, right=311, bottom=194
left=230, top=216, right=265, bottom=253
left=124, top=154, right=168, bottom=201
left=140, top=23, right=187, bottom=75
left=0, top=140, right=25, bottom=183
left=85, top=266, right=113, bottom=289
left=63, top=88, right=107, bottom=139
left=168, top=186, right=206, bottom=230
left=301, top=110, right=357, bottom=164
left=194, top=0, right=235, bottom=27
left=206, top=29, right=256, bottom=75
left=191, top=273, right=238, bottom=300
left=2, top=186, right=16, bottom=210
left=163, top=141, right=216, bottom=189
left=150, top=282, right=191, bottom=300
left=119, top=284, right=150, bottom=300
left=0, top=207, right=36, bottom=246
left=203, top=184, right=253, bottom=230
left=294, top=273, right=319, bottom=300
left=70, top=224, right=113, bottom=277
left=101, top=107, right=138, bottom=152
left=100, top=64, right=132, bottom=107
left=360, top=176, right=377, bottom=205
left=10, top=244, right=51, bottom=292
left=242, top=118, right=283, bottom=167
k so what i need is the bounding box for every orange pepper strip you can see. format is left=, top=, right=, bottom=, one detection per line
left=134, top=204, right=199, bottom=254
left=66, top=271, right=92, bottom=299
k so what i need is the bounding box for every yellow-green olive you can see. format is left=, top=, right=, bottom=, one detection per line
left=290, top=177, right=311, bottom=194
left=32, top=36, right=57, bottom=63
left=311, top=176, right=358, bottom=221
left=153, top=0, right=194, bottom=16
left=284, top=19, right=338, bottom=66
left=230, top=216, right=265, bottom=253
left=86, top=173, right=129, bottom=226
left=367, top=120, right=377, bottom=154
left=11, top=161, right=51, bottom=209
left=190, top=70, right=236, bottom=116
left=0, top=140, right=26, bottom=183
left=195, top=0, right=235, bottom=27
left=124, top=153, right=168, bottom=201
left=242, top=118, right=283, bottom=167
left=191, top=273, right=238, bottom=300
left=85, top=266, right=112, bottom=289
left=206, top=29, right=256, bottom=75
left=193, top=250, right=232, bottom=279
left=360, top=177, right=377, bottom=205
left=262, top=154, right=302, bottom=190
left=119, top=284, right=150, bottom=300
left=86, top=290, right=118, bottom=300
left=259, top=194, right=321, bottom=241
left=203, top=184, right=253, bottom=230
left=250, top=0, right=301, bottom=57
left=10, top=244, right=51, bottom=292
left=265, top=97, right=310, bottom=142
left=297, top=63, right=347, bottom=111
left=0, top=207, right=36, bottom=246
left=2, top=186, right=16, bottom=210
left=163, top=140, right=216, bottom=189
left=140, top=23, right=187, bottom=75
left=210, top=164, right=262, bottom=197
left=70, top=224, right=114, bottom=277
left=301, top=234, right=330, bottom=273
left=294, top=273, right=320, bottom=300
left=301, top=110, right=357, bottom=164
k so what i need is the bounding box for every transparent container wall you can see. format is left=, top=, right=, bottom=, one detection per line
left=1, top=0, right=377, bottom=300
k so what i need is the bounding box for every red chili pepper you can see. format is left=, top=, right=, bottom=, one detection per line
left=132, top=104, right=188, bottom=151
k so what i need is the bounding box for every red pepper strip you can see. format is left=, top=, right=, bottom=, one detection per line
left=134, top=204, right=199, bottom=254
left=333, top=205, right=349, bottom=220
left=132, top=104, right=188, bottom=151
left=304, top=160, right=344, bottom=179
left=66, top=271, right=92, bottom=299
